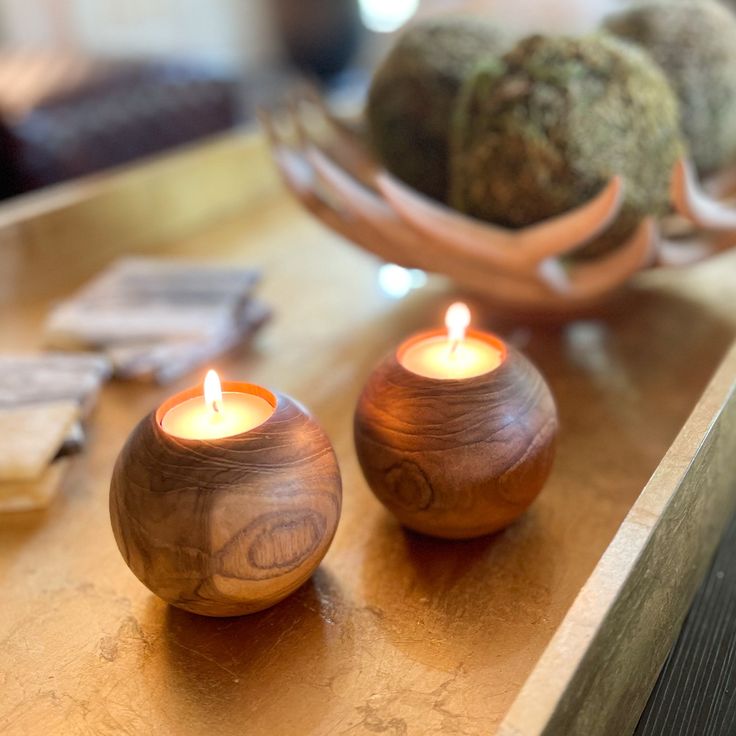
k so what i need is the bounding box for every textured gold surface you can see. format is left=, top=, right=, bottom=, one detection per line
left=2, top=183, right=736, bottom=734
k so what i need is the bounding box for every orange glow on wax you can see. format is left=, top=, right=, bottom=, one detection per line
left=399, top=303, right=503, bottom=380
left=161, top=370, right=274, bottom=440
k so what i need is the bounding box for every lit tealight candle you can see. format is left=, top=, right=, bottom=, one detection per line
left=111, top=370, right=342, bottom=616
left=161, top=370, right=275, bottom=440
left=398, top=302, right=504, bottom=380
left=354, top=300, right=557, bottom=539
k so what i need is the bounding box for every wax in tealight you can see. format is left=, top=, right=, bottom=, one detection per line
left=399, top=334, right=503, bottom=380
left=162, top=391, right=274, bottom=440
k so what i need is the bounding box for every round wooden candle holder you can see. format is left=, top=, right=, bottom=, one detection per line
left=354, top=330, right=558, bottom=539
left=109, top=382, right=342, bottom=617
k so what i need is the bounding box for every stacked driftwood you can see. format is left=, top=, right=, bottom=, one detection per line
left=44, top=258, right=270, bottom=383
left=0, top=354, right=109, bottom=510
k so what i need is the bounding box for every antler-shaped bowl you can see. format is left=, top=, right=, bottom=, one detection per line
left=260, top=88, right=736, bottom=314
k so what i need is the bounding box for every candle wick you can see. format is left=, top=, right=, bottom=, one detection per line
left=448, top=339, right=459, bottom=358
left=211, top=400, right=221, bottom=415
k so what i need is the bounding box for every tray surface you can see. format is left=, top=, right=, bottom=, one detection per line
left=1, top=148, right=736, bottom=735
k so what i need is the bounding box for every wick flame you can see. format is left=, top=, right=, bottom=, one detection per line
left=204, top=369, right=223, bottom=415
left=445, top=302, right=471, bottom=348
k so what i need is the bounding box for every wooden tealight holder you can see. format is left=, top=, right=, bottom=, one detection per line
left=110, top=383, right=342, bottom=616
left=354, top=331, right=558, bottom=539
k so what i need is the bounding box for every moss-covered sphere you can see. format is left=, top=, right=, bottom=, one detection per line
left=450, top=33, right=683, bottom=257
left=366, top=18, right=510, bottom=202
left=605, top=0, right=736, bottom=174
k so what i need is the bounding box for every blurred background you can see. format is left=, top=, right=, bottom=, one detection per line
left=0, top=0, right=622, bottom=199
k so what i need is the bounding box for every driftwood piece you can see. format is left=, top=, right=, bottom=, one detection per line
left=0, top=352, right=109, bottom=414
left=45, top=258, right=261, bottom=345
left=0, top=401, right=79, bottom=481
left=107, top=299, right=271, bottom=383
left=0, top=401, right=79, bottom=512
left=44, top=258, right=270, bottom=383
left=0, top=353, right=108, bottom=510
left=0, top=458, right=71, bottom=513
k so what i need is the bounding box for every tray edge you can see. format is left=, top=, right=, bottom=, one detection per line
left=499, top=339, right=736, bottom=736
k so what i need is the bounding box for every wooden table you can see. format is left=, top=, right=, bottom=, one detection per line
left=1, top=130, right=736, bottom=736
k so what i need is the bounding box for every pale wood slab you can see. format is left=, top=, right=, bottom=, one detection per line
left=0, top=131, right=735, bottom=736
left=105, top=299, right=271, bottom=383
left=0, top=458, right=71, bottom=512
left=0, top=352, right=110, bottom=413
left=0, top=401, right=79, bottom=481
left=0, top=353, right=107, bottom=511
left=44, top=257, right=270, bottom=382
left=44, top=257, right=261, bottom=346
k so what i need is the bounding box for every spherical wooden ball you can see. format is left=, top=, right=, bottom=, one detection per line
left=354, top=333, right=558, bottom=539
left=110, top=383, right=342, bottom=617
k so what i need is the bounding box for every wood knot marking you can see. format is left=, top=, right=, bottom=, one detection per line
left=111, top=395, right=342, bottom=614
left=354, top=347, right=557, bottom=538
left=386, top=461, right=433, bottom=512
left=249, top=510, right=326, bottom=570
left=217, top=509, right=327, bottom=578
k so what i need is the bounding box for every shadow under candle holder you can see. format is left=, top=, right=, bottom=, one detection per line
left=358, top=514, right=557, bottom=672
left=157, top=566, right=352, bottom=734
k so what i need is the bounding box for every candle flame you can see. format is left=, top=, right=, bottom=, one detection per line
left=204, top=369, right=223, bottom=415
left=445, top=302, right=471, bottom=350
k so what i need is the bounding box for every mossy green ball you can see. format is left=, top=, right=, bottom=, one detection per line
left=366, top=18, right=510, bottom=203
left=605, top=0, right=736, bottom=175
left=450, top=33, right=683, bottom=257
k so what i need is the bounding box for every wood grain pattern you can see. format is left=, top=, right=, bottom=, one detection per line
left=0, top=401, right=79, bottom=480
left=0, top=353, right=107, bottom=511
left=0, top=130, right=735, bottom=735
left=354, top=333, right=558, bottom=538
left=0, top=352, right=109, bottom=411
left=110, top=384, right=342, bottom=616
left=0, top=457, right=70, bottom=512
left=43, top=257, right=270, bottom=383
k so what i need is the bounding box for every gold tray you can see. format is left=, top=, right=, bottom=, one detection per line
left=1, top=131, right=735, bottom=736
